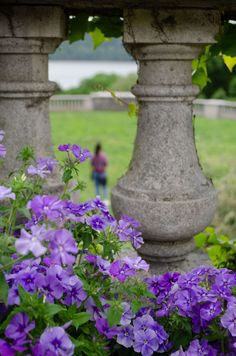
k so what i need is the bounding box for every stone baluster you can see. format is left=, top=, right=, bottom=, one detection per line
left=112, top=9, right=220, bottom=273
left=0, top=6, right=65, bottom=191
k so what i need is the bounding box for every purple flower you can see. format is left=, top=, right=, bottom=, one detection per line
left=200, top=301, right=222, bottom=322
left=120, top=302, right=133, bottom=325
left=133, top=329, right=158, bottom=356
left=171, top=347, right=186, bottom=356
left=101, top=209, right=115, bottom=223
left=64, top=276, right=87, bottom=307
left=145, top=275, right=161, bottom=295
left=97, top=256, right=111, bottom=275
left=130, top=230, right=144, bottom=249
left=0, top=339, right=14, bottom=356
left=121, top=215, right=140, bottom=228
left=71, top=144, right=92, bottom=162
left=95, top=317, right=118, bottom=339
left=117, top=325, right=134, bottom=348
left=92, top=196, right=107, bottom=210
left=186, top=339, right=217, bottom=356
left=221, top=308, right=236, bottom=336
left=58, top=144, right=71, bottom=152
left=27, top=164, right=51, bottom=178
left=0, top=186, right=15, bottom=200
left=48, top=229, right=78, bottom=266
left=5, top=312, right=35, bottom=341
left=36, top=157, right=58, bottom=173
left=87, top=214, right=107, bottom=231
left=109, top=260, right=135, bottom=282
left=0, top=130, right=5, bottom=142
left=175, top=289, right=197, bottom=316
left=36, top=273, right=63, bottom=303
left=133, top=315, right=156, bottom=334
left=27, top=195, right=64, bottom=222
left=123, top=256, right=149, bottom=272
left=0, top=144, right=6, bottom=157
left=15, top=225, right=47, bottom=257
left=36, top=327, right=74, bottom=356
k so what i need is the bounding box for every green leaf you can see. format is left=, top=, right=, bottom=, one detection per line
left=89, top=28, right=107, bottom=49
left=62, top=169, right=72, bottom=183
left=82, top=234, right=92, bottom=249
left=44, top=304, right=66, bottom=317
left=222, top=54, right=236, bottom=72
left=0, top=272, right=9, bottom=304
left=69, top=15, right=89, bottom=43
left=131, top=300, right=142, bottom=314
left=192, top=67, right=208, bottom=89
left=194, top=232, right=207, bottom=248
left=107, top=304, right=123, bottom=327
left=128, top=101, right=138, bottom=118
left=72, top=312, right=91, bottom=330
left=17, top=207, right=31, bottom=219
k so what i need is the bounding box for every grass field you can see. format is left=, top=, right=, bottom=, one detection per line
left=50, top=111, right=236, bottom=236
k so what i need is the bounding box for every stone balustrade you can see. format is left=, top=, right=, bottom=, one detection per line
left=0, top=0, right=235, bottom=272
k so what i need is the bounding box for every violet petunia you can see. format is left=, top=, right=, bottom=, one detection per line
left=123, top=256, right=149, bottom=272
left=58, top=144, right=71, bottom=152
left=64, top=276, right=87, bottom=307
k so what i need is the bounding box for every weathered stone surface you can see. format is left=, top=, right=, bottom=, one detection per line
left=111, top=9, right=220, bottom=272
left=0, top=6, right=65, bottom=190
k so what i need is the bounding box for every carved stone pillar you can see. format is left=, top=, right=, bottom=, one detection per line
left=111, top=9, right=220, bottom=273
left=0, top=6, right=65, bottom=189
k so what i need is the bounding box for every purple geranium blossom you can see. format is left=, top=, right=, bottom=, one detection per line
left=117, top=325, right=134, bottom=348
left=123, top=256, right=149, bottom=272
left=133, top=329, right=158, bottom=356
left=96, top=317, right=118, bottom=339
left=15, top=225, right=47, bottom=257
left=130, top=230, right=144, bottom=249
left=64, top=276, right=87, bottom=307
left=71, top=144, right=92, bottom=162
left=5, top=312, right=35, bottom=341
left=145, top=275, right=161, bottom=295
left=175, top=289, right=198, bottom=316
left=58, top=144, right=71, bottom=152
left=87, top=214, right=107, bottom=231
left=221, top=308, right=236, bottom=336
left=0, top=144, right=6, bottom=158
left=36, top=327, right=74, bottom=356
left=48, top=229, right=78, bottom=266
left=0, top=186, right=15, bottom=201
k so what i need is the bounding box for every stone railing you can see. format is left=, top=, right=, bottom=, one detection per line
left=50, top=94, right=236, bottom=119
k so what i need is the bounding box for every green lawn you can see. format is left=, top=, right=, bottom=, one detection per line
left=50, top=112, right=236, bottom=236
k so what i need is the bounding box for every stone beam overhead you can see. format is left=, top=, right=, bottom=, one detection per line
left=0, top=0, right=236, bottom=15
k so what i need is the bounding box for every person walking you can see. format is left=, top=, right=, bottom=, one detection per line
left=91, top=143, right=108, bottom=201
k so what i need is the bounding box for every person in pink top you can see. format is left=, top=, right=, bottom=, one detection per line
left=91, top=143, right=108, bottom=199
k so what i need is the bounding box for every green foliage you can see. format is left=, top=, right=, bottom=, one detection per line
left=69, top=15, right=123, bottom=48
left=195, top=227, right=236, bottom=270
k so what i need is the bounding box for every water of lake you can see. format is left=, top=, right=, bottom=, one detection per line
left=48, top=60, right=137, bottom=90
